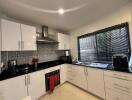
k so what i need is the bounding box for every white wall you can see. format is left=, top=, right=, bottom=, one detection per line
left=69, top=3, right=132, bottom=60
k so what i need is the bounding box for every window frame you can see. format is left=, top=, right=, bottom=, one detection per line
left=77, top=22, right=131, bottom=62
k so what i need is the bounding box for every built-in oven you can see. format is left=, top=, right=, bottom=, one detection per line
left=45, top=70, right=60, bottom=91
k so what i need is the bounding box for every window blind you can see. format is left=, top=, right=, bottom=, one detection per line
left=78, top=23, right=130, bottom=62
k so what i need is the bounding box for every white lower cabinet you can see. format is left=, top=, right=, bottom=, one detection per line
left=2, top=64, right=132, bottom=100
left=73, top=65, right=87, bottom=90
left=60, top=64, right=69, bottom=84
left=0, top=75, right=27, bottom=100
left=0, top=70, right=45, bottom=100
left=28, top=70, right=45, bottom=100
left=105, top=88, right=132, bottom=100
left=87, top=68, right=105, bottom=99
left=104, top=70, right=132, bottom=100
left=67, top=65, right=87, bottom=90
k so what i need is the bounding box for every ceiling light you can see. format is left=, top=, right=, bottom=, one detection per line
left=58, top=8, right=64, bottom=15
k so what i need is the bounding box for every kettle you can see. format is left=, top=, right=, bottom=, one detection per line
left=0, top=62, right=4, bottom=74
left=8, top=60, right=17, bottom=67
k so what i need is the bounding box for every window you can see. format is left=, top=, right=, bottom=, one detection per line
left=78, top=23, right=131, bottom=62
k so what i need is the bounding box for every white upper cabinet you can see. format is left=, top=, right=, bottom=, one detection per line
left=0, top=21, right=2, bottom=51
left=0, top=19, right=37, bottom=51
left=57, top=33, right=70, bottom=50
left=21, top=24, right=36, bottom=50
left=1, top=19, right=21, bottom=51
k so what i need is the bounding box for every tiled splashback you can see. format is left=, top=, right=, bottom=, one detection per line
left=1, top=44, right=65, bottom=65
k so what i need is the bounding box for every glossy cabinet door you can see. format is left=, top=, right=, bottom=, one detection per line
left=0, top=20, right=2, bottom=51
left=21, top=24, right=37, bottom=51
left=58, top=33, right=65, bottom=50
left=87, top=68, right=105, bottom=99
left=57, top=33, right=70, bottom=50
left=0, top=82, right=4, bottom=100
left=1, top=19, right=21, bottom=51
left=28, top=70, right=45, bottom=100
left=73, top=65, right=87, bottom=90
left=67, top=65, right=87, bottom=90
left=0, top=75, right=27, bottom=100
left=104, top=70, right=132, bottom=100
left=64, top=34, right=70, bottom=49
left=105, top=88, right=132, bottom=100
left=60, top=64, right=72, bottom=84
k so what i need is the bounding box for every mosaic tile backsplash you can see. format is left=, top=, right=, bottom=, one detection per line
left=1, top=44, right=65, bottom=65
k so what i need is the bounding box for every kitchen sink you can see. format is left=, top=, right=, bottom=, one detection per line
left=76, top=61, right=110, bottom=69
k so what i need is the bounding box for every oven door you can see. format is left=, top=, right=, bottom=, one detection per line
left=45, top=70, right=60, bottom=91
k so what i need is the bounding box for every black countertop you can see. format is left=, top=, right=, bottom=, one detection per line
left=0, top=60, right=64, bottom=81
left=1, top=61, right=132, bottom=81
left=73, top=63, right=132, bottom=74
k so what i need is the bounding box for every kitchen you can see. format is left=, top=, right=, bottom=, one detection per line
left=0, top=0, right=132, bottom=100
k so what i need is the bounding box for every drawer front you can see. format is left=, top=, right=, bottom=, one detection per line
left=106, top=88, right=132, bottom=100
left=104, top=71, right=132, bottom=81
left=104, top=76, right=132, bottom=96
left=44, top=66, right=61, bottom=73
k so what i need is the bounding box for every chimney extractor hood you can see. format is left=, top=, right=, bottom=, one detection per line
left=37, top=26, right=58, bottom=44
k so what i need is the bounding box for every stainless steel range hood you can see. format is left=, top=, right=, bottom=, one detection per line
left=37, top=26, right=58, bottom=44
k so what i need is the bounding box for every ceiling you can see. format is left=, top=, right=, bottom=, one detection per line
left=0, top=0, right=131, bottom=31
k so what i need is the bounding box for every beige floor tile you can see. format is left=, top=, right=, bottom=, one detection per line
left=39, top=83, right=101, bottom=100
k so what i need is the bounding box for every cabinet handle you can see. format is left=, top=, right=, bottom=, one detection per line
left=84, top=68, right=86, bottom=75
left=113, top=74, right=129, bottom=78
left=25, top=76, right=27, bottom=86
left=115, top=97, right=119, bottom=100
left=22, top=41, right=24, bottom=50
left=112, top=76, right=130, bottom=81
left=21, top=41, right=24, bottom=50
left=114, top=83, right=130, bottom=90
left=84, top=68, right=88, bottom=76
left=64, top=44, right=66, bottom=49
left=67, top=70, right=72, bottom=72
left=18, top=41, right=21, bottom=50
left=21, top=41, right=23, bottom=49
left=28, top=75, right=30, bottom=85
left=86, top=69, right=88, bottom=76
left=114, top=87, right=130, bottom=93
left=21, top=41, right=22, bottom=50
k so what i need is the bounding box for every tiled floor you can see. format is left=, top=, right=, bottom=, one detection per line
left=39, top=83, right=100, bottom=100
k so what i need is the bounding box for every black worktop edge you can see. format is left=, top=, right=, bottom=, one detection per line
left=72, top=63, right=132, bottom=74
left=1, top=62, right=131, bottom=81
left=0, top=60, right=64, bottom=81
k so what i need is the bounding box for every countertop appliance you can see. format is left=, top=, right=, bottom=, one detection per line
left=0, top=62, right=4, bottom=74
left=112, top=54, right=129, bottom=71
left=8, top=60, right=17, bottom=73
left=8, top=60, right=17, bottom=67
left=59, top=56, right=72, bottom=64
